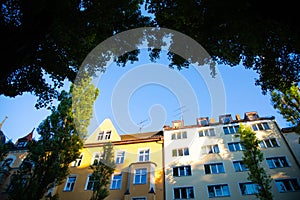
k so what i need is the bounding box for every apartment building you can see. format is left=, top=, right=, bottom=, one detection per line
left=0, top=130, right=33, bottom=200
left=55, top=118, right=164, bottom=200
left=163, top=112, right=300, bottom=200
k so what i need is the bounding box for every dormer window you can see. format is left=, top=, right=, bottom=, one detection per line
left=219, top=114, right=232, bottom=124
left=197, top=117, right=209, bottom=126
left=244, top=112, right=259, bottom=121
left=17, top=141, right=27, bottom=148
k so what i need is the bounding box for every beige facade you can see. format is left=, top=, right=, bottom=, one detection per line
left=55, top=118, right=164, bottom=200
left=163, top=112, right=300, bottom=199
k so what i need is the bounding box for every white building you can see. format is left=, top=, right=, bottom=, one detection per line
left=163, top=111, right=300, bottom=199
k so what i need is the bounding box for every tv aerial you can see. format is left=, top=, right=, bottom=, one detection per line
left=137, top=118, right=149, bottom=133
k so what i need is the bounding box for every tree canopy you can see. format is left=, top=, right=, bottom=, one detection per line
left=0, top=0, right=149, bottom=108
left=1, top=0, right=299, bottom=108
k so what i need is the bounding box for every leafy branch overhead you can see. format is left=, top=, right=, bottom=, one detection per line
left=1, top=0, right=299, bottom=108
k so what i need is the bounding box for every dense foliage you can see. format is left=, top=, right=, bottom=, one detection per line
left=271, top=85, right=300, bottom=133
left=238, top=124, right=273, bottom=200
left=7, top=78, right=99, bottom=200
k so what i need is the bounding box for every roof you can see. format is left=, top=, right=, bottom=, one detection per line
left=120, top=131, right=163, bottom=141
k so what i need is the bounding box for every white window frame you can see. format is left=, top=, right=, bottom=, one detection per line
left=228, top=142, right=245, bottom=152
left=72, top=153, right=83, bottom=167
left=64, top=175, right=77, bottom=191
left=204, top=163, right=225, bottom=174
left=199, top=128, right=215, bottom=137
left=239, top=182, right=259, bottom=195
left=97, top=131, right=104, bottom=140
left=138, top=149, right=150, bottom=162
left=232, top=160, right=249, bottom=172
left=91, top=152, right=103, bottom=165
left=207, top=184, right=230, bottom=198
left=173, top=165, right=192, bottom=177
left=172, top=147, right=190, bottom=157
left=259, top=138, right=280, bottom=148
left=134, top=168, right=147, bottom=184
left=115, top=150, right=125, bottom=164
left=251, top=122, right=270, bottom=131
left=173, top=186, right=195, bottom=199
left=85, top=174, right=96, bottom=190
left=171, top=131, right=187, bottom=140
left=97, top=131, right=111, bottom=141
left=110, top=174, right=122, bottom=190
left=275, top=178, right=300, bottom=192
left=223, top=125, right=239, bottom=135
left=266, top=156, right=290, bottom=168
left=202, top=144, right=220, bottom=154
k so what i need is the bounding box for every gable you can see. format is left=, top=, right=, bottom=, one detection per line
left=85, top=118, right=121, bottom=144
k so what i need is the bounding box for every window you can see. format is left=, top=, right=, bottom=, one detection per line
left=202, top=144, right=220, bottom=154
left=132, top=198, right=146, bottom=200
left=92, top=153, right=103, bottom=165
left=64, top=175, right=76, bottom=191
left=172, top=148, right=189, bottom=157
left=174, top=187, right=194, bottom=199
left=171, top=131, right=187, bottom=140
left=72, top=154, right=83, bottom=167
left=85, top=175, right=97, bottom=190
left=115, top=151, right=125, bottom=164
left=239, top=182, right=259, bottom=195
left=110, top=174, right=122, bottom=190
left=252, top=122, right=270, bottom=131
left=223, top=125, right=239, bottom=135
left=2, top=158, right=13, bottom=170
left=275, top=178, right=300, bottom=192
left=173, top=165, right=192, bottom=177
left=17, top=141, right=27, bottom=148
left=138, top=149, right=150, bottom=162
left=204, top=163, right=225, bottom=174
left=105, top=131, right=111, bottom=139
left=199, top=128, right=215, bottom=137
left=97, top=131, right=104, bottom=140
left=233, top=161, right=249, bottom=172
left=228, top=142, right=245, bottom=152
left=207, top=184, right=230, bottom=197
left=97, top=131, right=111, bottom=141
left=266, top=156, right=289, bottom=168
left=260, top=138, right=279, bottom=148
left=134, top=168, right=147, bottom=184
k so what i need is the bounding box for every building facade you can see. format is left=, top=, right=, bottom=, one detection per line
left=55, top=118, right=164, bottom=200
left=163, top=111, right=300, bottom=200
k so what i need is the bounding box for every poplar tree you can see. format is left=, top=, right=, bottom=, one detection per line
left=238, top=124, right=273, bottom=200
left=7, top=77, right=99, bottom=200
left=90, top=142, right=115, bottom=200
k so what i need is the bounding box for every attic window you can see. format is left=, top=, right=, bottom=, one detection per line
left=97, top=131, right=111, bottom=141
left=219, top=115, right=232, bottom=124
left=17, top=141, right=27, bottom=148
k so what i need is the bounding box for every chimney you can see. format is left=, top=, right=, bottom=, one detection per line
left=236, top=114, right=241, bottom=120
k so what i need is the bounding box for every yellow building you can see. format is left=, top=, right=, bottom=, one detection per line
left=56, top=118, right=164, bottom=200
left=0, top=130, right=33, bottom=200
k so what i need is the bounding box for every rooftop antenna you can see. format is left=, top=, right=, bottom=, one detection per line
left=173, top=106, right=187, bottom=122
left=137, top=118, right=149, bottom=133
left=0, top=116, right=8, bottom=131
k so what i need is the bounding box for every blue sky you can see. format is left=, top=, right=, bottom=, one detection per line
left=0, top=49, right=290, bottom=143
